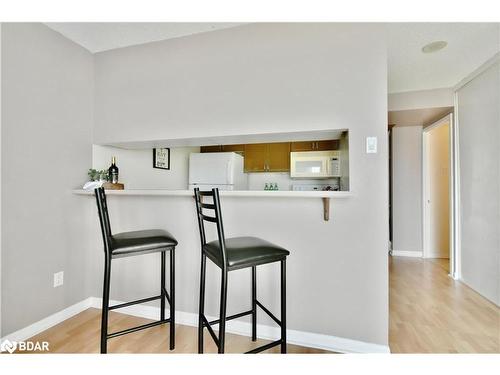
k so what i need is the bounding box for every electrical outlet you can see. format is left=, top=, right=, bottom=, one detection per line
left=53, top=271, right=64, bottom=288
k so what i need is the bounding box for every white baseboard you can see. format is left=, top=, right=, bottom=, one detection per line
left=391, top=250, right=423, bottom=258
left=2, top=297, right=390, bottom=354
left=424, top=253, right=449, bottom=259
left=1, top=297, right=94, bottom=344
left=88, top=297, right=389, bottom=353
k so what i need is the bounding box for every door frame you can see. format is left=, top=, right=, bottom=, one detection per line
left=422, top=113, right=459, bottom=278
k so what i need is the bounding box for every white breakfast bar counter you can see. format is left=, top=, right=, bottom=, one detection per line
left=72, top=189, right=351, bottom=198
left=73, top=189, right=351, bottom=221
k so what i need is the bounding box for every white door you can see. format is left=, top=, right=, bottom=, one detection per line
left=423, top=115, right=451, bottom=259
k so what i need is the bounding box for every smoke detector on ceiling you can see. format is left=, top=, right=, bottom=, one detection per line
left=422, top=41, right=448, bottom=53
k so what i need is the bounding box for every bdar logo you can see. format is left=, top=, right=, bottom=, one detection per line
left=0, top=339, right=18, bottom=353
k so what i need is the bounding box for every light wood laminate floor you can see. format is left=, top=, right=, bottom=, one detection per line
left=17, top=256, right=500, bottom=353
left=23, top=308, right=331, bottom=354
left=389, top=256, right=499, bottom=353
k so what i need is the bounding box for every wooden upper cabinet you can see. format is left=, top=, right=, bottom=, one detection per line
left=221, top=144, right=245, bottom=154
left=200, top=145, right=222, bottom=153
left=290, top=141, right=317, bottom=152
left=203, top=139, right=335, bottom=173
left=267, top=142, right=290, bottom=172
left=244, top=143, right=268, bottom=172
left=290, top=140, right=339, bottom=151
left=244, top=142, right=290, bottom=172
left=200, top=144, right=245, bottom=154
left=316, top=140, right=339, bottom=150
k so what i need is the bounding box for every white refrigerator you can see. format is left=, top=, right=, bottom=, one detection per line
left=188, top=152, right=248, bottom=191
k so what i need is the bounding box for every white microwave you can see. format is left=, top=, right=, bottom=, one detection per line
left=290, top=150, right=341, bottom=178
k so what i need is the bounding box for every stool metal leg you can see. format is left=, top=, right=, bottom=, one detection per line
left=161, top=251, right=166, bottom=322
left=251, top=266, right=257, bottom=341
left=198, top=253, right=207, bottom=353
left=280, top=259, right=287, bottom=354
left=218, top=269, right=228, bottom=354
left=100, top=255, right=111, bottom=354
left=169, top=248, right=176, bottom=350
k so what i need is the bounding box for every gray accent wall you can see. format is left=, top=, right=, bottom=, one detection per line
left=456, top=61, right=500, bottom=305
left=1, top=23, right=94, bottom=335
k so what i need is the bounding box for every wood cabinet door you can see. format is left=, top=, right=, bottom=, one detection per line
left=200, top=145, right=222, bottom=153
left=222, top=144, right=245, bottom=154
left=316, top=140, right=339, bottom=150
left=267, top=142, right=291, bottom=172
left=244, top=143, right=268, bottom=172
left=290, top=141, right=315, bottom=152
left=291, top=140, right=339, bottom=151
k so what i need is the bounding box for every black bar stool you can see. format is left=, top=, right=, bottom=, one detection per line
left=94, top=187, right=177, bottom=353
left=194, top=188, right=290, bottom=354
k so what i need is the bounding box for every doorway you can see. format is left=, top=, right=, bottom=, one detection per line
left=423, top=114, right=453, bottom=272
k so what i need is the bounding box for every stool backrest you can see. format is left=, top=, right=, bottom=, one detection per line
left=94, top=187, right=112, bottom=253
left=194, top=188, right=227, bottom=267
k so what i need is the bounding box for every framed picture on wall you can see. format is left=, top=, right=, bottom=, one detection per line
left=153, top=148, right=170, bottom=170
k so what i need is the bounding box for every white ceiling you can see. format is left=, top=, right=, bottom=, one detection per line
left=387, top=23, right=499, bottom=93
left=45, top=22, right=244, bottom=53
left=45, top=22, right=500, bottom=94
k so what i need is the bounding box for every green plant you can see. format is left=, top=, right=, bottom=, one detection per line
left=88, top=169, right=109, bottom=182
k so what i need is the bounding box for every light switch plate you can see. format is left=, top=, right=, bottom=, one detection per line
left=366, top=137, right=377, bottom=153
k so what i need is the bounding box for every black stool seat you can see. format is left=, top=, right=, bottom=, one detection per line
left=111, top=229, right=178, bottom=258
left=204, top=236, right=289, bottom=271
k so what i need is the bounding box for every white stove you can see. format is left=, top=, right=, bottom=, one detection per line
left=291, top=183, right=339, bottom=192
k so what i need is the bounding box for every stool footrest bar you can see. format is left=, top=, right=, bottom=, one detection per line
left=107, top=319, right=171, bottom=339
left=256, top=300, right=281, bottom=327
left=201, top=314, right=220, bottom=347
left=245, top=339, right=283, bottom=354
left=208, top=309, right=253, bottom=326
left=109, top=295, right=162, bottom=311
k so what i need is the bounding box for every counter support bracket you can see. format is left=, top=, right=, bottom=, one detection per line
left=322, top=197, right=330, bottom=221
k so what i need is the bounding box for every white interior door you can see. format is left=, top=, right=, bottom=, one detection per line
left=423, top=115, right=451, bottom=259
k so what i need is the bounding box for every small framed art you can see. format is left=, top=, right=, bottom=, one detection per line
left=153, top=148, right=170, bottom=170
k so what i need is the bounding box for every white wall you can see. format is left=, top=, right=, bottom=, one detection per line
left=1, top=23, right=94, bottom=335
left=92, top=23, right=389, bottom=346
left=92, top=145, right=199, bottom=189
left=456, top=61, right=500, bottom=305
left=94, top=24, right=387, bottom=145
left=388, top=88, right=454, bottom=112
left=392, top=126, right=423, bottom=254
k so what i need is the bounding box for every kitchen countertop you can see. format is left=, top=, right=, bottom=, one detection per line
left=72, top=189, right=352, bottom=198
